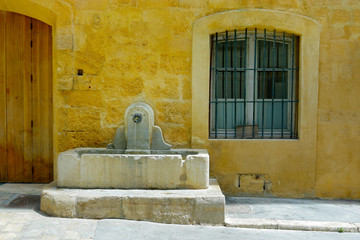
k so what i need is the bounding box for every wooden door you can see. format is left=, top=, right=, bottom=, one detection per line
left=0, top=11, right=53, bottom=183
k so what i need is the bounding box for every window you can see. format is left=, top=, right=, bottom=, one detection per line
left=209, top=28, right=299, bottom=139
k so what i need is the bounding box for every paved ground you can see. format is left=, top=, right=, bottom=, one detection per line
left=225, top=197, right=360, bottom=232
left=0, top=183, right=359, bottom=240
left=226, top=197, right=360, bottom=222
left=95, top=220, right=360, bottom=240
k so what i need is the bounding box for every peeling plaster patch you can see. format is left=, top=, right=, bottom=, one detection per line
left=235, top=174, right=272, bottom=194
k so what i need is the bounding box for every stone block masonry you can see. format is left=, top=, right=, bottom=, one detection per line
left=41, top=179, right=225, bottom=225
left=57, top=148, right=209, bottom=189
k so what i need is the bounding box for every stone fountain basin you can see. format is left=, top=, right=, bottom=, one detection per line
left=57, top=148, right=209, bottom=189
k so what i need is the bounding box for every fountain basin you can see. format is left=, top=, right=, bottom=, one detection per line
left=57, top=148, right=209, bottom=189
left=43, top=102, right=224, bottom=224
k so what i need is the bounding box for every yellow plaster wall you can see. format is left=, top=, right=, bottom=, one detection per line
left=314, top=1, right=360, bottom=199
left=1, top=0, right=359, bottom=199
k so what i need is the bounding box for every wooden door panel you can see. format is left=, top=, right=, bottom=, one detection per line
left=12, top=12, right=26, bottom=182
left=43, top=21, right=53, bottom=182
left=5, top=12, right=32, bottom=182
left=23, top=15, right=33, bottom=182
left=31, top=19, right=41, bottom=182
left=0, top=11, right=52, bottom=183
left=5, top=12, right=25, bottom=182
left=0, top=11, right=7, bottom=181
left=4, top=11, right=16, bottom=182
left=32, top=19, right=53, bottom=182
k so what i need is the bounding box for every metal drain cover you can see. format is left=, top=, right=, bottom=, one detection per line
left=7, top=195, right=40, bottom=209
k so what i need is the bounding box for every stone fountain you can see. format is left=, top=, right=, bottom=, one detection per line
left=41, top=102, right=224, bottom=224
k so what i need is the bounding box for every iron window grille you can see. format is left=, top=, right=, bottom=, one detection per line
left=209, top=28, right=299, bottom=139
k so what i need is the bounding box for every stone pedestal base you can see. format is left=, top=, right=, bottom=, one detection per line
left=40, top=179, right=225, bottom=225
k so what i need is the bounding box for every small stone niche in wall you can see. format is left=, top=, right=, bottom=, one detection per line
left=235, top=174, right=272, bottom=195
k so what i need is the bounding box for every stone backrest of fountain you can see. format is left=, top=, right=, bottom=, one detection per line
left=57, top=102, right=209, bottom=189
left=107, top=102, right=171, bottom=153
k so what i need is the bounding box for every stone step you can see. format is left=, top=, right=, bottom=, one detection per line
left=40, top=179, right=225, bottom=225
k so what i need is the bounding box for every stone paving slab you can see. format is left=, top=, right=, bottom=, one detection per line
left=226, top=218, right=360, bottom=233
left=0, top=211, right=359, bottom=240
left=226, top=218, right=278, bottom=229
left=354, top=223, right=360, bottom=232
left=276, top=220, right=358, bottom=232
left=0, top=193, right=17, bottom=205
left=226, top=197, right=360, bottom=223
left=0, top=183, right=45, bottom=195
left=94, top=219, right=360, bottom=240
left=0, top=211, right=98, bottom=240
left=225, top=197, right=360, bottom=232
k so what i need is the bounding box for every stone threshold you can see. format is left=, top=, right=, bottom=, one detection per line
left=226, top=218, right=360, bottom=233
left=40, top=179, right=225, bottom=225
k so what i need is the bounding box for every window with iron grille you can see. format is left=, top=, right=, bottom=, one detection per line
left=209, top=28, right=299, bottom=139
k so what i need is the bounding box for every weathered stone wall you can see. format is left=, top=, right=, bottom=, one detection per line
left=0, top=0, right=359, bottom=199
left=58, top=0, right=198, bottom=152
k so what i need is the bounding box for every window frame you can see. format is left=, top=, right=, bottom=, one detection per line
left=191, top=9, right=321, bottom=198
left=209, top=29, right=299, bottom=139
left=191, top=9, right=320, bottom=148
